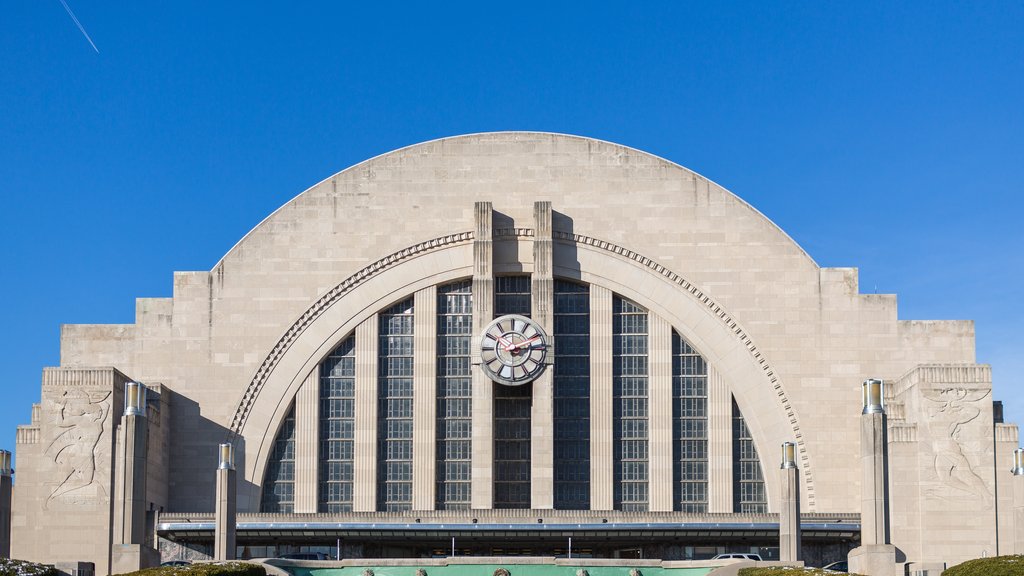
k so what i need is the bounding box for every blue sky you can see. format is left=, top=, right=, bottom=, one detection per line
left=1, top=2, right=1022, bottom=458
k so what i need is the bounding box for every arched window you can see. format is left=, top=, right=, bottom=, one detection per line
left=613, top=295, right=649, bottom=511
left=378, top=298, right=415, bottom=511
left=733, top=397, right=767, bottom=513
left=672, top=332, right=708, bottom=512
left=436, top=280, right=473, bottom=509
left=260, top=406, right=295, bottom=512
left=319, top=334, right=356, bottom=512
left=553, top=280, right=590, bottom=509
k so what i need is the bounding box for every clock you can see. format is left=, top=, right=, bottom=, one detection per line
left=479, top=314, right=550, bottom=385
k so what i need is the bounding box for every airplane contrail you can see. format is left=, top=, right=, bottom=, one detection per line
left=57, top=0, right=99, bottom=53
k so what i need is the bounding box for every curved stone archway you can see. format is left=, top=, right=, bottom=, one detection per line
left=235, top=231, right=814, bottom=512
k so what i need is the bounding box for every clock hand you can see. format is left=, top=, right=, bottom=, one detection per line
left=508, top=336, right=541, bottom=350
left=496, top=335, right=514, bottom=351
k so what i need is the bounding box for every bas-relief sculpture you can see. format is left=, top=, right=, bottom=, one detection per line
left=43, top=389, right=112, bottom=509
left=919, top=387, right=993, bottom=507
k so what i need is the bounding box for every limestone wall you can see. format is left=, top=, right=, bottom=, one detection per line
left=26, top=134, right=999, bottom=557
left=12, top=367, right=128, bottom=575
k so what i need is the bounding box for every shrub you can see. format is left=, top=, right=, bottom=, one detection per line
left=118, top=562, right=266, bottom=576
left=738, top=568, right=865, bottom=576
left=943, top=555, right=1024, bottom=576
left=0, top=558, right=59, bottom=576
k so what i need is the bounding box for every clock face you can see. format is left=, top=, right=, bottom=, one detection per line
left=479, top=314, right=549, bottom=386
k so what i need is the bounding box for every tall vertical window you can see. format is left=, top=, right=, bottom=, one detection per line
left=319, top=335, right=355, bottom=512
left=553, top=280, right=590, bottom=510
left=436, top=280, right=473, bottom=509
left=733, top=397, right=767, bottom=513
left=672, top=332, right=708, bottom=512
left=493, top=276, right=532, bottom=509
left=613, top=296, right=649, bottom=511
left=378, top=298, right=414, bottom=511
left=494, top=276, right=532, bottom=317
left=260, top=406, right=296, bottom=513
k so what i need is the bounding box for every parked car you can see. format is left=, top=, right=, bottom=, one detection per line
left=712, top=553, right=763, bottom=561
left=160, top=561, right=192, bottom=567
left=823, top=560, right=849, bottom=572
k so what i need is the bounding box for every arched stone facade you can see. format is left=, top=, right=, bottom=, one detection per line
left=239, top=231, right=815, bottom=514
left=12, top=132, right=1013, bottom=572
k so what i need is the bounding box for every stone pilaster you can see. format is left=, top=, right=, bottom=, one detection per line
left=413, top=286, right=438, bottom=510
left=114, top=412, right=148, bottom=545
left=1015, top=475, right=1024, bottom=554
left=860, top=411, right=889, bottom=546
left=353, top=316, right=379, bottom=512
left=848, top=379, right=896, bottom=576
left=214, top=463, right=236, bottom=561
left=707, top=366, right=733, bottom=512
left=294, top=367, right=320, bottom=513
left=648, top=314, right=673, bottom=512
left=471, top=202, right=495, bottom=509
left=779, top=455, right=801, bottom=561
left=1013, top=447, right=1024, bottom=555
left=531, top=201, right=554, bottom=509
left=996, top=425, right=1020, bottom=555
left=0, top=451, right=11, bottom=559
left=589, top=285, right=614, bottom=511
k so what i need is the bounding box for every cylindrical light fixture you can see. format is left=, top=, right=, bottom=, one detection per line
left=0, top=450, right=10, bottom=476
left=1012, top=448, right=1024, bottom=476
left=218, top=443, right=235, bottom=470
left=124, top=381, right=147, bottom=417
left=781, top=442, right=797, bottom=469
left=862, top=378, right=885, bottom=414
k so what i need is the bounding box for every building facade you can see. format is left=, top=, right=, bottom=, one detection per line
left=10, top=132, right=1017, bottom=573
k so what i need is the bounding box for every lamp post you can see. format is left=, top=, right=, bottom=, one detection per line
left=215, top=443, right=237, bottom=561
left=1013, top=448, right=1024, bottom=554
left=116, top=382, right=148, bottom=546
left=779, top=442, right=801, bottom=562
left=0, top=450, right=12, bottom=558
left=848, top=378, right=897, bottom=576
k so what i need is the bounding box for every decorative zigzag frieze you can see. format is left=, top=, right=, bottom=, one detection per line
left=551, top=230, right=816, bottom=508
left=228, top=232, right=474, bottom=434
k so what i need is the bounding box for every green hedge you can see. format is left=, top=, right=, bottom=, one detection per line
left=943, top=555, right=1024, bottom=576
left=118, top=562, right=266, bottom=576
left=738, top=568, right=865, bottom=576
left=0, top=559, right=59, bottom=576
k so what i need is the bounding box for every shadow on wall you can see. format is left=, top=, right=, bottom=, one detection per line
left=553, top=210, right=581, bottom=279
left=166, top=390, right=255, bottom=512
left=493, top=210, right=523, bottom=274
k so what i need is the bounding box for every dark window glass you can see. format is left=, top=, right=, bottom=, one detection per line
left=318, top=335, right=356, bottom=513
left=672, top=331, right=709, bottom=512
left=494, top=276, right=532, bottom=317
left=613, top=295, right=648, bottom=511
left=436, top=280, right=473, bottom=510
left=378, top=297, right=414, bottom=511
left=261, top=406, right=296, bottom=513
left=553, top=280, right=590, bottom=509
left=733, top=397, right=767, bottom=513
left=492, top=276, right=533, bottom=508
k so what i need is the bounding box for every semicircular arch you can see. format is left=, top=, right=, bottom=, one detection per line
left=235, top=231, right=813, bottom=512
